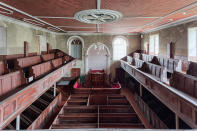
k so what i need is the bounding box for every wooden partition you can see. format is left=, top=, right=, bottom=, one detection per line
left=120, top=60, right=197, bottom=128
left=27, top=92, right=62, bottom=129
left=157, top=56, right=179, bottom=73
left=14, top=56, right=41, bottom=69
left=134, top=94, right=168, bottom=129
left=41, top=54, right=55, bottom=62
left=170, top=71, right=197, bottom=99
left=141, top=54, right=154, bottom=62
left=0, top=61, right=8, bottom=75
left=139, top=62, right=164, bottom=80
left=187, top=62, right=197, bottom=77
left=51, top=58, right=63, bottom=68
left=0, top=71, right=27, bottom=97
left=30, top=61, right=52, bottom=79
left=0, top=60, right=76, bottom=129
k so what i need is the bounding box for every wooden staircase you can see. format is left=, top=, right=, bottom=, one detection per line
left=51, top=93, right=144, bottom=129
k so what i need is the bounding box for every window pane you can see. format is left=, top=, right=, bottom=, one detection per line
left=188, top=28, right=197, bottom=57
left=113, top=37, right=127, bottom=60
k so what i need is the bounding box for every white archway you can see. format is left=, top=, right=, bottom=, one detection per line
left=85, top=42, right=111, bottom=75
left=67, top=36, right=84, bottom=56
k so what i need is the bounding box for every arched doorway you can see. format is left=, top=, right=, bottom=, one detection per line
left=67, top=36, right=84, bottom=59
left=85, top=42, right=110, bottom=74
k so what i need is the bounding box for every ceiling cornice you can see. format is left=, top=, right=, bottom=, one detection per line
left=142, top=14, right=197, bottom=34
left=0, top=2, right=65, bottom=32
left=62, top=32, right=140, bottom=36
left=0, top=14, right=58, bottom=34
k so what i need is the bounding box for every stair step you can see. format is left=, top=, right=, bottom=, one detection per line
left=64, top=106, right=98, bottom=113
left=99, top=123, right=144, bottom=128
left=51, top=123, right=98, bottom=129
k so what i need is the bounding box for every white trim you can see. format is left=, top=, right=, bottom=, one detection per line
left=35, top=16, right=74, bottom=19
left=0, top=14, right=58, bottom=34
left=142, top=14, right=197, bottom=33
left=112, top=36, right=129, bottom=46
left=64, top=32, right=140, bottom=36
left=67, top=36, right=85, bottom=55
left=97, top=0, right=101, bottom=10
left=23, top=18, right=45, bottom=27
left=141, top=1, right=197, bottom=33
left=0, top=2, right=65, bottom=32
left=0, top=6, right=13, bottom=15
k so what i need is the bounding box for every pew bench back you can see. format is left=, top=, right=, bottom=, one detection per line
left=51, top=58, right=63, bottom=68
left=15, top=56, right=41, bottom=69
left=30, top=61, right=52, bottom=79
left=0, top=61, right=8, bottom=75
left=41, top=54, right=55, bottom=62
left=0, top=70, right=26, bottom=96
left=170, top=71, right=197, bottom=99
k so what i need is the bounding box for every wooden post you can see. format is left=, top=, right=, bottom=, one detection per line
left=147, top=44, right=149, bottom=54
left=24, top=41, right=29, bottom=57
left=16, top=115, right=20, bottom=130
left=175, top=114, right=179, bottom=129
left=47, top=43, right=50, bottom=54
left=54, top=82, right=56, bottom=97
left=140, top=84, right=143, bottom=97
left=170, top=42, right=175, bottom=59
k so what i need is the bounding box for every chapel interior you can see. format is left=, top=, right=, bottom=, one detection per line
left=0, top=0, right=197, bottom=130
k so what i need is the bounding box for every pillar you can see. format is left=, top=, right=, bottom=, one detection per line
left=16, top=115, right=20, bottom=130
left=54, top=82, right=56, bottom=97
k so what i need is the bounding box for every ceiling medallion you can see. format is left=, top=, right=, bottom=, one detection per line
left=74, top=9, right=123, bottom=24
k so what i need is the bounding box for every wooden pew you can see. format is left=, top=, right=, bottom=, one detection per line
left=133, top=53, right=141, bottom=59
left=41, top=53, right=55, bottom=62
left=14, top=56, right=41, bottom=69
left=30, top=61, right=52, bottom=79
left=170, top=71, right=197, bottom=99
left=133, top=58, right=144, bottom=68
left=139, top=62, right=164, bottom=80
left=51, top=58, right=63, bottom=68
left=187, top=61, right=197, bottom=77
left=0, top=61, right=9, bottom=75
left=0, top=70, right=26, bottom=96
left=157, top=56, right=179, bottom=73
left=141, top=54, right=154, bottom=62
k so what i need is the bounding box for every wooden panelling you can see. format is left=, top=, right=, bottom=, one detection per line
left=121, top=60, right=197, bottom=128
left=27, top=92, right=62, bottom=129
left=0, top=61, right=8, bottom=75
left=41, top=53, right=55, bottom=62
left=170, top=71, right=197, bottom=99
left=51, top=58, right=63, bottom=68
left=0, top=60, right=76, bottom=129
left=14, top=56, right=41, bottom=69
left=187, top=62, right=197, bottom=77
left=30, top=61, right=52, bottom=79
left=0, top=71, right=26, bottom=97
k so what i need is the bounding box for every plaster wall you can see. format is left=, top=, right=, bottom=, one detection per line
left=56, top=34, right=141, bottom=79
left=141, top=20, right=197, bottom=60
left=0, top=20, right=57, bottom=55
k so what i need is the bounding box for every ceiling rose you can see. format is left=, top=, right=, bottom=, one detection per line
left=74, top=9, right=123, bottom=24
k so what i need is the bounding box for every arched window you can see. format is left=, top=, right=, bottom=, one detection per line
left=70, top=38, right=82, bottom=59
left=113, top=37, right=127, bottom=60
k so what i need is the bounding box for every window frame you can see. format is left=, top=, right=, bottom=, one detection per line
left=149, top=34, right=159, bottom=56
left=188, top=27, right=197, bottom=62
left=112, top=36, right=128, bottom=61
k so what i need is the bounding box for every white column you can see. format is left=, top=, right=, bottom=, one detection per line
left=16, top=115, right=20, bottom=130
left=106, top=55, right=110, bottom=75
left=54, top=82, right=56, bottom=97
left=85, top=55, right=88, bottom=74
